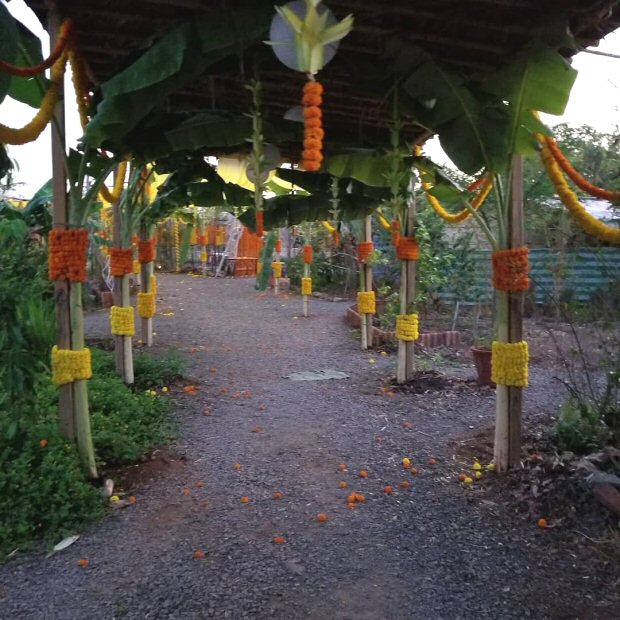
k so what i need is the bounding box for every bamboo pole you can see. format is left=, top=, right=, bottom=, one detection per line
left=121, top=274, right=134, bottom=384
left=49, top=10, right=74, bottom=439
left=364, top=215, right=374, bottom=349
left=70, top=283, right=98, bottom=479
left=494, top=155, right=524, bottom=471
left=139, top=224, right=153, bottom=347
left=303, top=262, right=310, bottom=318
left=397, top=190, right=417, bottom=383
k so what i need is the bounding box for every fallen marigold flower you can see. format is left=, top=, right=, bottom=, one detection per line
left=273, top=536, right=286, bottom=544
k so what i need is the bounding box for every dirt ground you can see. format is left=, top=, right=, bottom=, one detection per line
left=1, top=273, right=618, bottom=620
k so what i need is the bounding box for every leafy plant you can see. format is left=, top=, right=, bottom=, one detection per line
left=553, top=399, right=607, bottom=454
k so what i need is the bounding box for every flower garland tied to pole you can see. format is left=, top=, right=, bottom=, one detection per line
left=268, top=0, right=353, bottom=171
left=537, top=134, right=620, bottom=245
left=0, top=49, right=68, bottom=145
left=0, top=18, right=73, bottom=76
left=415, top=145, right=494, bottom=224
left=302, top=241, right=313, bottom=316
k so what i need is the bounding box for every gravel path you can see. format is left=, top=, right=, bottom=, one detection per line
left=1, top=274, right=618, bottom=619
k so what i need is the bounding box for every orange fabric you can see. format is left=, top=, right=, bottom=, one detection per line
left=492, top=247, right=530, bottom=292
left=138, top=239, right=156, bottom=263
left=357, top=241, right=374, bottom=263
left=303, top=244, right=313, bottom=264
left=256, top=211, right=264, bottom=238
left=109, top=248, right=133, bottom=276
left=396, top=236, right=419, bottom=261
left=275, top=239, right=282, bottom=253
left=391, top=220, right=400, bottom=246
left=48, top=228, right=89, bottom=282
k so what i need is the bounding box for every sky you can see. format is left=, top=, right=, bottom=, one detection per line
left=1, top=0, right=619, bottom=198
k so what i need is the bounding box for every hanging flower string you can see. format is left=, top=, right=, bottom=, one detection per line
left=538, top=135, right=620, bottom=245
left=302, top=80, right=324, bottom=172
left=0, top=50, right=68, bottom=145
left=0, top=19, right=73, bottom=77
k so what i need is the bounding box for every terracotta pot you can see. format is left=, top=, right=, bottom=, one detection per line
left=471, top=346, right=494, bottom=386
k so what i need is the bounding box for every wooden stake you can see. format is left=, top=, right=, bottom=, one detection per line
left=140, top=225, right=153, bottom=347
left=397, top=190, right=417, bottom=383
left=49, top=10, right=74, bottom=439
left=494, top=155, right=524, bottom=471
left=364, top=216, right=374, bottom=349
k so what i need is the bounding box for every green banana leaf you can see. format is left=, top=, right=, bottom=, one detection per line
left=85, top=4, right=273, bottom=148
left=0, top=4, right=19, bottom=105
left=256, top=231, right=276, bottom=292
left=8, top=22, right=48, bottom=108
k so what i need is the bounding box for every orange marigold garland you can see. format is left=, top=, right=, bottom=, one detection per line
left=197, top=234, right=207, bottom=246
left=357, top=241, right=374, bottom=263
left=275, top=239, right=283, bottom=254
left=48, top=228, right=89, bottom=283
left=301, top=81, right=324, bottom=172
left=138, top=239, right=156, bottom=264
left=303, top=244, right=313, bottom=264
left=492, top=247, right=530, bottom=292
left=396, top=236, right=419, bottom=261
left=332, top=230, right=340, bottom=247
left=0, top=19, right=73, bottom=77
left=109, top=248, right=133, bottom=277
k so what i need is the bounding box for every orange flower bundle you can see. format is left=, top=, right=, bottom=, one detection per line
left=48, top=228, right=89, bottom=282
left=109, top=248, right=133, bottom=277
left=256, top=211, right=264, bottom=238
left=138, top=239, right=156, bottom=264
left=131, top=234, right=139, bottom=246
left=391, top=220, right=400, bottom=246
left=197, top=234, right=207, bottom=246
left=302, top=81, right=324, bottom=172
left=0, top=19, right=73, bottom=77
left=492, top=247, right=530, bottom=292
left=396, top=236, right=419, bottom=261
left=303, top=244, right=313, bottom=264
left=275, top=239, right=282, bottom=254
left=357, top=241, right=374, bottom=263
left=332, top=230, right=340, bottom=247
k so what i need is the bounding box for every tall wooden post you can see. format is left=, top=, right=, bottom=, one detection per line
left=397, top=187, right=416, bottom=383
left=139, top=224, right=154, bottom=347
left=303, top=261, right=310, bottom=317
left=494, top=155, right=524, bottom=471
left=49, top=10, right=74, bottom=439
left=364, top=215, right=373, bottom=348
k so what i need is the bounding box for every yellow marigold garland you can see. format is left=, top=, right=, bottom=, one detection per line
left=99, top=160, right=128, bottom=205
left=301, top=277, right=312, bottom=296
left=137, top=292, right=156, bottom=319
left=200, top=250, right=208, bottom=263
left=133, top=259, right=141, bottom=275
left=68, top=41, right=91, bottom=130
left=110, top=306, right=135, bottom=336
left=272, top=261, right=283, bottom=278
left=396, top=314, right=419, bottom=342
left=150, top=274, right=157, bottom=295
left=538, top=136, right=620, bottom=245
left=51, top=346, right=92, bottom=386
left=0, top=50, right=67, bottom=145
left=491, top=341, right=529, bottom=387
left=173, top=220, right=181, bottom=272
left=357, top=291, right=376, bottom=314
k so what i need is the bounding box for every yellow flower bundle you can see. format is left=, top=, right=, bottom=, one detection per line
left=200, top=250, right=208, bottom=263
left=137, top=292, right=156, bottom=318
left=396, top=313, right=419, bottom=341
left=133, top=259, right=141, bottom=275
left=110, top=306, right=135, bottom=336
left=357, top=291, right=376, bottom=315
left=51, top=346, right=92, bottom=386
left=301, top=277, right=312, bottom=296
left=491, top=341, right=529, bottom=387
left=150, top=274, right=157, bottom=295
left=272, top=261, right=283, bottom=278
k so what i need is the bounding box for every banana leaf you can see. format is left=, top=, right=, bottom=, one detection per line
left=0, top=4, right=19, bottom=105
left=255, top=231, right=276, bottom=291
left=8, top=21, right=48, bottom=108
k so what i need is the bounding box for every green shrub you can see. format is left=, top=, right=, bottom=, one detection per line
left=553, top=399, right=608, bottom=454
left=0, top=416, right=104, bottom=556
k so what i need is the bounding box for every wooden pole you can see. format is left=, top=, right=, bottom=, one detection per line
left=397, top=184, right=417, bottom=383
left=303, top=262, right=310, bottom=318
left=112, top=194, right=124, bottom=375
left=364, top=215, right=373, bottom=349
left=139, top=224, right=153, bottom=347
left=274, top=232, right=280, bottom=297
left=494, top=155, right=524, bottom=471
left=49, top=9, right=74, bottom=439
